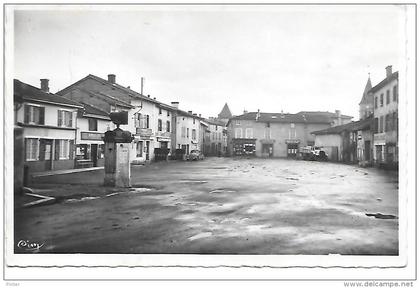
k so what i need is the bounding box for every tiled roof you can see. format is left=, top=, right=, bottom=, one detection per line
left=230, top=111, right=335, bottom=124
left=14, top=79, right=83, bottom=108
left=296, top=111, right=353, bottom=119
left=80, top=102, right=110, bottom=118
left=359, top=77, right=373, bottom=105
left=205, top=118, right=226, bottom=126
left=311, top=117, right=372, bottom=135
left=218, top=103, right=232, bottom=119
left=369, top=72, right=398, bottom=94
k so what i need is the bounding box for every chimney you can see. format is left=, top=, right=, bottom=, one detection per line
left=147, top=95, right=151, bottom=98
left=108, top=74, right=116, bottom=84
left=193, top=113, right=197, bottom=116
left=171, top=101, right=179, bottom=109
left=335, top=110, right=342, bottom=125
left=40, top=79, right=49, bottom=93
left=199, top=114, right=202, bottom=118
left=243, top=109, right=248, bottom=114
left=386, top=65, right=392, bottom=78
left=256, top=109, right=261, bottom=121
left=188, top=110, right=193, bottom=114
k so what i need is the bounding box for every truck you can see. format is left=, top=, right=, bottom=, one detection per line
left=298, top=146, right=328, bottom=161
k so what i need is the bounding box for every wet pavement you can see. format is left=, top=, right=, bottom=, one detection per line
left=15, top=157, right=398, bottom=255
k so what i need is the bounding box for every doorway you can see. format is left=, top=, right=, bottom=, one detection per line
left=41, top=139, right=53, bottom=170
left=145, top=141, right=150, bottom=160
left=91, top=144, right=98, bottom=167
left=287, top=143, right=298, bottom=158
left=262, top=144, right=274, bottom=157
left=364, top=140, right=371, bottom=162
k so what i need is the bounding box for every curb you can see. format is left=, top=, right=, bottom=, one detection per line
left=23, top=192, right=56, bottom=208
left=31, top=167, right=104, bottom=178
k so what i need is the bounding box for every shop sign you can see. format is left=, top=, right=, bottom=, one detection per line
left=285, top=139, right=300, bottom=144
left=81, top=132, right=104, bottom=141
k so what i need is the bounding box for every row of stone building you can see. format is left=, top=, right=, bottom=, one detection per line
left=14, top=74, right=231, bottom=174
left=222, top=65, right=398, bottom=169
left=312, top=65, right=398, bottom=169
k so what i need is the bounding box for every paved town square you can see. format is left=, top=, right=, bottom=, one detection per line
left=15, top=157, right=398, bottom=255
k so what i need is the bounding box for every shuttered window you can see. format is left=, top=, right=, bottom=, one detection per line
left=24, top=105, right=45, bottom=125
left=158, top=119, right=162, bottom=131
left=58, top=110, right=73, bottom=127
left=235, top=128, right=242, bottom=138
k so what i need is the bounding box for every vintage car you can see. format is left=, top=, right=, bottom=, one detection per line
left=299, top=146, right=328, bottom=161
left=187, top=150, right=205, bottom=161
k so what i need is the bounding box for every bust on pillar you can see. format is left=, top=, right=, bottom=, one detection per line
left=103, top=111, right=134, bottom=187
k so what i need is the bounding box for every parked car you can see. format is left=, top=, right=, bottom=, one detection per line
left=299, top=146, right=328, bottom=161
left=187, top=150, right=204, bottom=161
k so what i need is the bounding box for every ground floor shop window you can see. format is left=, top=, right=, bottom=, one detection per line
left=287, top=143, right=299, bottom=157
left=98, top=144, right=105, bottom=159
left=76, top=144, right=90, bottom=160
left=59, top=140, right=70, bottom=159
left=25, top=138, right=39, bottom=161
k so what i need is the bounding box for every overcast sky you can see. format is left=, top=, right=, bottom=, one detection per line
left=13, top=5, right=406, bottom=119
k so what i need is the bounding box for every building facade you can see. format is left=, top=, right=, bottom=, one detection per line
left=205, top=118, right=227, bottom=156
left=14, top=79, right=82, bottom=174
left=170, top=102, right=201, bottom=158
left=372, top=66, right=399, bottom=169
left=75, top=103, right=111, bottom=168
left=312, top=118, right=372, bottom=163
left=357, top=76, right=374, bottom=166
left=226, top=111, right=342, bottom=158
left=58, top=74, right=175, bottom=163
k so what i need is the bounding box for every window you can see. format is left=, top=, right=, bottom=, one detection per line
left=166, top=121, right=170, bottom=132
left=235, top=128, right=242, bottom=138
left=59, top=140, right=70, bottom=159
left=181, top=126, right=186, bottom=138
left=235, top=120, right=241, bottom=126
left=393, top=111, right=398, bottom=132
left=393, top=85, right=398, bottom=102
left=146, top=115, right=150, bottom=128
left=265, top=128, right=272, bottom=139
left=379, top=116, right=384, bottom=133
left=58, top=110, right=73, bottom=127
left=136, top=141, right=143, bottom=157
left=375, top=97, right=378, bottom=109
left=215, top=125, right=218, bottom=131
left=25, top=138, right=39, bottom=161
left=245, top=128, right=253, bottom=139
left=167, top=110, right=170, bottom=117
left=192, top=129, right=197, bottom=140
left=158, top=119, right=162, bottom=131
left=290, top=123, right=295, bottom=128
left=386, top=90, right=390, bottom=105
left=193, top=118, right=196, bottom=124
left=24, top=105, right=45, bottom=125
left=88, top=118, right=98, bottom=131
left=380, top=94, right=384, bottom=107
left=385, top=114, right=390, bottom=132
left=159, top=108, right=162, bottom=115
left=187, top=128, right=189, bottom=138
left=374, top=118, right=379, bottom=133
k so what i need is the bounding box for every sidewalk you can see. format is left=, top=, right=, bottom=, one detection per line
left=31, top=167, right=104, bottom=178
